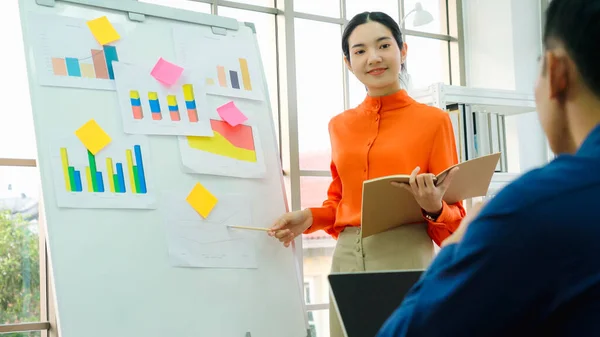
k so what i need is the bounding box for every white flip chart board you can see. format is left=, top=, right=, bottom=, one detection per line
left=18, top=0, right=308, bottom=336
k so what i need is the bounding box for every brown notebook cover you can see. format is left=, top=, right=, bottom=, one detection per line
left=360, top=153, right=501, bottom=238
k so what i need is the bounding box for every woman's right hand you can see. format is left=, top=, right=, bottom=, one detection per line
left=268, top=209, right=313, bottom=247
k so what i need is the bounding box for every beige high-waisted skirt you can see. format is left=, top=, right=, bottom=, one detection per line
left=329, top=223, right=435, bottom=337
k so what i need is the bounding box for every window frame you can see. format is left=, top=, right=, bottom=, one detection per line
left=0, top=158, right=53, bottom=336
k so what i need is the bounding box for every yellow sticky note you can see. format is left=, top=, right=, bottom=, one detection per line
left=75, top=119, right=112, bottom=155
left=186, top=183, right=218, bottom=218
left=86, top=16, right=120, bottom=45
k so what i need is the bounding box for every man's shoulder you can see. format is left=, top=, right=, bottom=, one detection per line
left=479, top=154, right=600, bottom=220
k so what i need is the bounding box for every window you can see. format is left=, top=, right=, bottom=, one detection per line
left=404, top=35, right=450, bottom=89
left=304, top=281, right=318, bottom=336
left=230, top=0, right=275, bottom=7
left=403, top=0, right=447, bottom=34
left=294, top=0, right=340, bottom=18
left=0, top=1, right=36, bottom=160
left=345, top=0, right=399, bottom=21
left=0, top=166, right=42, bottom=332
left=138, top=0, right=211, bottom=13
left=0, top=1, right=47, bottom=335
left=294, top=19, right=345, bottom=171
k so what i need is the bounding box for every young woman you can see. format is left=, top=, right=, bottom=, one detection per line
left=268, top=11, right=465, bottom=337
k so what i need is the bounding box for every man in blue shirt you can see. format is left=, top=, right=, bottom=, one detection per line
left=377, top=0, right=600, bottom=336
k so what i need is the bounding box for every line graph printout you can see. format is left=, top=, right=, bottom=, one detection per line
left=28, top=13, right=125, bottom=90
left=162, top=192, right=258, bottom=269
left=172, top=26, right=265, bottom=101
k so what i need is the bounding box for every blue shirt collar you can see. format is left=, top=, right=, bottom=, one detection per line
left=577, top=123, right=600, bottom=157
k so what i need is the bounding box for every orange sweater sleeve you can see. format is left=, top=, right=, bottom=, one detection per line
left=425, top=114, right=466, bottom=246
left=305, top=160, right=342, bottom=236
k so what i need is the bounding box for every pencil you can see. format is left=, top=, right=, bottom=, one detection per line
left=227, top=225, right=271, bottom=232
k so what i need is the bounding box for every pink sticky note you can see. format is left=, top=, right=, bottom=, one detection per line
left=150, top=58, right=184, bottom=86
left=217, top=101, right=248, bottom=127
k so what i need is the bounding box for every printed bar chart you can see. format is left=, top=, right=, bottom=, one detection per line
left=51, top=45, right=119, bottom=80
left=59, top=145, right=147, bottom=194
left=205, top=58, right=253, bottom=91
left=113, top=62, right=213, bottom=136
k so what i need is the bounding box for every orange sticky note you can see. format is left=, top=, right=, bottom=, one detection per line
left=87, top=16, right=120, bottom=45
left=75, top=119, right=112, bottom=155
left=186, top=183, right=218, bottom=218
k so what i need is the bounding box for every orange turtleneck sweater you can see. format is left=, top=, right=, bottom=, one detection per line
left=305, top=90, right=465, bottom=246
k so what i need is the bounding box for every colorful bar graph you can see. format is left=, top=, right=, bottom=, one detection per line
left=130, top=90, right=143, bottom=120
left=183, top=84, right=198, bottom=123
left=51, top=47, right=119, bottom=80
left=91, top=49, right=109, bottom=79
left=211, top=59, right=252, bottom=91
left=167, top=95, right=181, bottom=121
left=217, top=66, right=227, bottom=87
left=148, top=92, right=162, bottom=121
left=60, top=146, right=147, bottom=194
left=239, top=58, right=252, bottom=91
left=103, top=45, right=119, bottom=80
left=52, top=58, right=67, bottom=76
left=65, top=58, right=81, bottom=77
left=229, top=70, right=240, bottom=89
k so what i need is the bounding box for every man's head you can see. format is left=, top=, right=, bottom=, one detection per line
left=535, top=0, right=600, bottom=154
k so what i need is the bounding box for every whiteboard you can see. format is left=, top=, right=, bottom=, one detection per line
left=18, top=0, right=308, bottom=336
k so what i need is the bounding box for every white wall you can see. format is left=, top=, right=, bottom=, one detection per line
left=463, top=0, right=547, bottom=173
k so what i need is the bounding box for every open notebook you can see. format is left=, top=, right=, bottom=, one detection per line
left=361, top=153, right=501, bottom=238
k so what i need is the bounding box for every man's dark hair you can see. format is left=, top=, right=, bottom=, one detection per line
left=543, top=0, right=600, bottom=97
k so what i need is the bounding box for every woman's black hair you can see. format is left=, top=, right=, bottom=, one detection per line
left=543, top=0, right=600, bottom=97
left=342, top=11, right=409, bottom=88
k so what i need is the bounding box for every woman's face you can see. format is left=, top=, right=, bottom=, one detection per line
left=345, top=21, right=406, bottom=96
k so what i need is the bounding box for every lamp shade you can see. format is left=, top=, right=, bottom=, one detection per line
left=412, top=3, right=434, bottom=26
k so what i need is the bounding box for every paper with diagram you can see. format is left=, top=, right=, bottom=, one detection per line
left=113, top=62, right=213, bottom=136
left=162, top=191, right=258, bottom=269
left=178, top=99, right=266, bottom=178
left=173, top=26, right=265, bottom=101
left=28, top=13, right=126, bottom=90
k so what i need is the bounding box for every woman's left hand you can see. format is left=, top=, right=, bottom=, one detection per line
left=391, top=166, right=459, bottom=215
